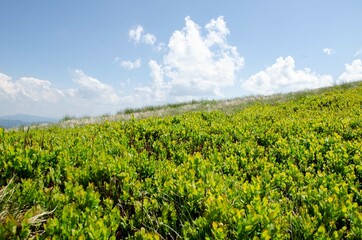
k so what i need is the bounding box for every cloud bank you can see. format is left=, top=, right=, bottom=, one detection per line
left=0, top=73, right=68, bottom=103
left=0, top=70, right=120, bottom=117
left=241, top=56, right=333, bottom=95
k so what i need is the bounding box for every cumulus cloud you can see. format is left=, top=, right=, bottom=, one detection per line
left=128, top=25, right=157, bottom=45
left=0, top=72, right=66, bottom=102
left=71, top=69, right=119, bottom=104
left=130, top=60, right=169, bottom=105
left=134, top=16, right=244, bottom=103
left=128, top=25, right=144, bottom=43
left=118, top=58, right=141, bottom=70
left=338, top=59, right=362, bottom=83
left=323, top=48, right=335, bottom=56
left=204, top=16, right=230, bottom=46
left=241, top=56, right=333, bottom=95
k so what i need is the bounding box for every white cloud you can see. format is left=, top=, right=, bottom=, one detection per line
left=143, top=33, right=157, bottom=45
left=131, top=60, right=169, bottom=104
left=205, top=16, right=230, bottom=47
left=0, top=70, right=119, bottom=105
left=155, top=42, right=165, bottom=51
left=355, top=48, right=362, bottom=57
left=148, top=60, right=165, bottom=89
left=0, top=73, right=18, bottom=98
left=16, top=77, right=66, bottom=102
left=128, top=25, right=143, bottom=43
left=338, top=59, right=362, bottom=83
left=0, top=72, right=66, bottom=102
left=323, top=48, right=335, bottom=56
left=71, top=69, right=119, bottom=104
left=0, top=70, right=124, bottom=117
left=241, top=56, right=333, bottom=95
left=128, top=25, right=157, bottom=45
left=133, top=16, right=244, bottom=103
left=119, top=58, right=141, bottom=70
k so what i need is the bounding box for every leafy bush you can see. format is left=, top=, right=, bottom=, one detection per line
left=1, top=83, right=361, bottom=239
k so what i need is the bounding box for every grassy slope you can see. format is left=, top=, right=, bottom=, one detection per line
left=1, top=81, right=362, bottom=239
left=58, top=81, right=362, bottom=128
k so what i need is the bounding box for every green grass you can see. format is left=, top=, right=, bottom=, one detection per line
left=1, top=81, right=361, bottom=238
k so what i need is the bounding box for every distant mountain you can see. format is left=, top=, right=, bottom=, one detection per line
left=0, top=114, right=59, bottom=129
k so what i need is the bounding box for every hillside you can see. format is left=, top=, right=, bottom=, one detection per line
left=59, top=81, right=361, bottom=128
left=0, top=82, right=362, bottom=239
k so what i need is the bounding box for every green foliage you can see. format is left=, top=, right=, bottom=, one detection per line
left=0, top=83, right=362, bottom=239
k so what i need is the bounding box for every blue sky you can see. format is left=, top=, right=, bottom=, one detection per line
left=1, top=1, right=361, bottom=118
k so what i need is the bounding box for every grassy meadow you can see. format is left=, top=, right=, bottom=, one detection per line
left=1, top=82, right=362, bottom=239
